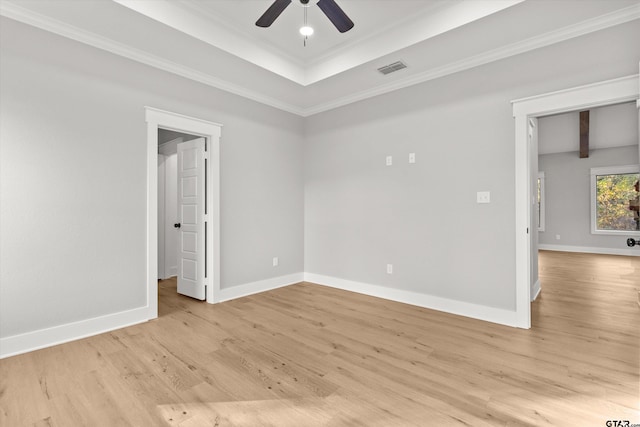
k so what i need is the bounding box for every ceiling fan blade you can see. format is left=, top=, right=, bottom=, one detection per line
left=317, top=0, right=354, bottom=33
left=256, top=0, right=292, bottom=28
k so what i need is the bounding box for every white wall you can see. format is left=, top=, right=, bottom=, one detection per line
left=538, top=101, right=639, bottom=254
left=304, top=21, right=640, bottom=313
left=539, top=102, right=638, bottom=154
left=538, top=146, right=639, bottom=251
left=161, top=153, right=178, bottom=278
left=1, top=14, right=639, bottom=348
left=0, top=18, right=304, bottom=340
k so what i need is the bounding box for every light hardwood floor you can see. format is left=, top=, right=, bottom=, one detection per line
left=1, top=251, right=638, bottom=426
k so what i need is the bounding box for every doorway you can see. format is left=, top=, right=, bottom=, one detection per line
left=158, top=129, right=201, bottom=281
left=145, top=107, right=222, bottom=320
left=534, top=102, right=639, bottom=318
left=512, top=74, right=639, bottom=329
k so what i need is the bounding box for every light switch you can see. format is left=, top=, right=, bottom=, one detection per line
left=409, top=153, right=416, bottom=164
left=386, top=156, right=392, bottom=166
left=477, top=191, right=491, bottom=204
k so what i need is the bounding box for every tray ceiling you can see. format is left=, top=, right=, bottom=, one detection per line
left=1, top=0, right=638, bottom=116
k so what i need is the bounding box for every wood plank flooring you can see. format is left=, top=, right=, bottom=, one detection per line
left=1, top=251, right=638, bottom=426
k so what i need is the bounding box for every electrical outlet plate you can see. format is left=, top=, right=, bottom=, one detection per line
left=272, top=257, right=278, bottom=267
left=477, top=191, right=491, bottom=204
left=409, top=153, right=416, bottom=163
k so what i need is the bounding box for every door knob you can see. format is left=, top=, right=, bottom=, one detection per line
left=174, top=223, right=181, bottom=228
left=627, top=238, right=637, bottom=247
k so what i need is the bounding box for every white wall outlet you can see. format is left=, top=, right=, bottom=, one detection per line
left=555, top=235, right=561, bottom=240
left=386, top=264, right=393, bottom=274
left=386, top=156, right=393, bottom=166
left=409, top=153, right=416, bottom=164
left=272, top=257, right=278, bottom=267
left=476, top=191, right=491, bottom=204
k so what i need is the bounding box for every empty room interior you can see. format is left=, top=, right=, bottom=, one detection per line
left=1, top=0, right=639, bottom=425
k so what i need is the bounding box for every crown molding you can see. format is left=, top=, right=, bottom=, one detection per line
left=177, top=0, right=306, bottom=69
left=303, top=0, right=525, bottom=85
left=300, top=4, right=640, bottom=116
left=113, top=0, right=306, bottom=84
left=1, top=1, right=638, bottom=118
left=139, top=0, right=523, bottom=86
left=304, top=0, right=450, bottom=69
left=0, top=1, right=305, bottom=116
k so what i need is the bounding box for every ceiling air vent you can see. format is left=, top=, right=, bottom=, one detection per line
left=377, top=61, right=407, bottom=75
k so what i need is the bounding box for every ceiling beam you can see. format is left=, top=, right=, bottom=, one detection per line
left=579, top=110, right=589, bottom=158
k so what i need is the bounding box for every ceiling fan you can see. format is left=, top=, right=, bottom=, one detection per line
left=256, top=0, right=354, bottom=33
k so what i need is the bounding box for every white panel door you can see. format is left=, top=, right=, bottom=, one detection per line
left=177, top=138, right=206, bottom=300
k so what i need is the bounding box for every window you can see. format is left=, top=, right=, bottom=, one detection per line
left=537, top=172, right=545, bottom=231
left=590, top=165, right=640, bottom=235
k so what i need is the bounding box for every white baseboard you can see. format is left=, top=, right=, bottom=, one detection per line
left=217, top=272, right=304, bottom=303
left=0, top=306, right=151, bottom=359
left=3, top=270, right=527, bottom=358
left=304, top=273, right=519, bottom=327
left=531, top=279, right=541, bottom=302
left=1, top=272, right=304, bottom=359
left=168, top=266, right=177, bottom=277
left=538, top=244, right=639, bottom=256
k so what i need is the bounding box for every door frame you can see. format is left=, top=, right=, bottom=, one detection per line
left=145, top=107, right=222, bottom=318
left=158, top=153, right=167, bottom=280
left=511, top=73, right=639, bottom=329
left=158, top=137, right=186, bottom=279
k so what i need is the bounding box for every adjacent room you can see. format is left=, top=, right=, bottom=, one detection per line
left=1, top=0, right=639, bottom=425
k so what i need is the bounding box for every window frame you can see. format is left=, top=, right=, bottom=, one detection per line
left=590, top=164, right=640, bottom=236
left=537, top=171, right=545, bottom=232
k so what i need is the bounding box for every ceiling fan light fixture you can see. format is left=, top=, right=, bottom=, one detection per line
left=299, top=25, right=314, bottom=36
left=256, top=0, right=354, bottom=33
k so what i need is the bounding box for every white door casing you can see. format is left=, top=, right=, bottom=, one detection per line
left=146, top=107, right=221, bottom=320
left=177, top=138, right=207, bottom=300
left=528, top=118, right=540, bottom=301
